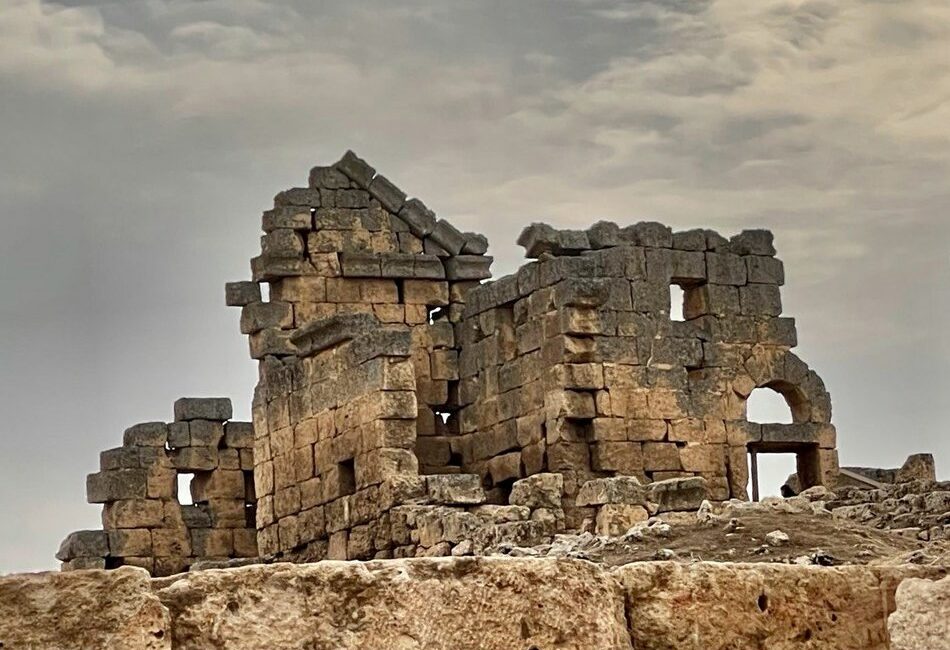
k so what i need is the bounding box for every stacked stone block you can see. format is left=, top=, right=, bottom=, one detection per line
left=228, top=150, right=491, bottom=484
left=231, top=154, right=841, bottom=554
left=455, top=221, right=838, bottom=525
left=57, top=398, right=257, bottom=575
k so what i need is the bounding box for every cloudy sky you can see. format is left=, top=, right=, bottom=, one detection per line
left=1, top=0, right=948, bottom=573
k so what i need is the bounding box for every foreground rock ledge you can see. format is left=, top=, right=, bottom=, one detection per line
left=1, top=558, right=946, bottom=650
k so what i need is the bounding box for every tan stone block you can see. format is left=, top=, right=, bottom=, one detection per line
left=256, top=495, right=275, bottom=528
left=232, top=528, right=258, bottom=557
left=191, top=528, right=234, bottom=557
left=591, top=418, right=626, bottom=442
left=595, top=504, right=649, bottom=536
left=373, top=303, right=405, bottom=323
left=347, top=524, right=375, bottom=560
left=327, top=530, right=348, bottom=560
left=627, top=419, right=668, bottom=442
left=592, top=442, right=643, bottom=473
left=679, top=444, right=726, bottom=473
left=522, top=442, right=546, bottom=476
left=146, top=468, right=177, bottom=499
left=255, top=460, right=275, bottom=497
left=107, top=529, right=152, bottom=557
left=278, top=515, right=300, bottom=550
left=359, top=279, right=399, bottom=303
left=274, top=481, right=303, bottom=518
left=119, top=556, right=154, bottom=573
left=703, top=419, right=727, bottom=444
left=217, top=449, right=241, bottom=470
left=642, top=443, right=682, bottom=472
left=646, top=390, right=689, bottom=419
left=294, top=302, right=337, bottom=327
left=326, top=277, right=362, bottom=302
left=430, top=349, right=459, bottom=381
left=555, top=363, right=605, bottom=390
left=153, top=556, right=188, bottom=576
left=294, top=445, right=315, bottom=482
left=404, top=304, right=428, bottom=324
left=102, top=499, right=164, bottom=529
left=487, top=452, right=523, bottom=484
left=171, top=447, right=218, bottom=472
left=403, top=280, right=449, bottom=305
left=151, top=529, right=191, bottom=557
left=272, top=276, right=326, bottom=303
left=309, top=252, right=341, bottom=277
left=273, top=453, right=296, bottom=490
left=298, top=506, right=326, bottom=544
left=545, top=390, right=596, bottom=420
left=206, top=499, right=248, bottom=528
left=192, top=470, right=246, bottom=501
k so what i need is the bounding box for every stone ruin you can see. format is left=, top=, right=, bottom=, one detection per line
left=60, top=150, right=848, bottom=572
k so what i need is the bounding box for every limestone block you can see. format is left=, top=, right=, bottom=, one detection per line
left=444, top=255, right=493, bottom=280
left=174, top=398, right=232, bottom=423
left=334, top=150, right=375, bottom=187
left=55, top=530, right=109, bottom=561
left=191, top=528, right=234, bottom=558
left=108, top=529, right=153, bottom=557
left=546, top=389, right=596, bottom=420
left=151, top=529, right=191, bottom=558
left=87, top=469, right=149, bottom=503
left=672, top=228, right=707, bottom=251
left=224, top=421, right=255, bottom=449
left=367, top=175, right=406, bottom=213
left=154, top=558, right=631, bottom=649
left=592, top=442, right=644, bottom=473
left=171, top=447, right=218, bottom=472
left=225, top=281, right=262, bottom=307
left=730, top=229, right=776, bottom=256
left=309, top=165, right=351, bottom=189
left=679, top=444, right=726, bottom=473
left=425, top=474, right=486, bottom=505
left=888, top=575, right=950, bottom=650
left=0, top=567, right=170, bottom=648
left=428, top=219, right=466, bottom=255
left=747, top=255, right=785, bottom=285
left=261, top=229, right=304, bottom=259
left=642, top=442, right=682, bottom=471
left=390, top=201, right=433, bottom=241
left=404, top=279, right=449, bottom=305
left=102, top=499, right=165, bottom=529
left=123, top=422, right=168, bottom=448
left=706, top=252, right=747, bottom=285
left=587, top=221, right=622, bottom=248
left=621, top=562, right=900, bottom=650
left=192, top=470, right=246, bottom=501
left=250, top=255, right=311, bottom=282
left=739, top=283, right=782, bottom=316
left=509, top=473, right=564, bottom=508
left=487, top=451, right=523, bottom=484
left=576, top=476, right=645, bottom=507
left=644, top=476, right=708, bottom=513
left=274, top=187, right=322, bottom=208
left=595, top=503, right=649, bottom=536
left=262, top=206, right=312, bottom=231
left=621, top=221, right=673, bottom=248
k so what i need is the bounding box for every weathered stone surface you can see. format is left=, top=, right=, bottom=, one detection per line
left=0, top=567, right=170, bottom=649
left=888, top=575, right=950, bottom=650
left=644, top=477, right=709, bottom=513
left=174, top=398, right=233, bottom=423
left=510, top=473, right=564, bottom=509
left=577, top=477, right=644, bottom=507
left=619, top=562, right=933, bottom=650
left=56, top=529, right=109, bottom=561
left=225, top=281, right=262, bottom=307
left=155, top=558, right=632, bottom=649
left=425, top=474, right=486, bottom=505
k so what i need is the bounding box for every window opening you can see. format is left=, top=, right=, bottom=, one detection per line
left=669, top=284, right=686, bottom=321
left=177, top=473, right=195, bottom=505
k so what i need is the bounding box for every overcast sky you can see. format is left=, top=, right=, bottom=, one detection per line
left=1, top=0, right=948, bottom=573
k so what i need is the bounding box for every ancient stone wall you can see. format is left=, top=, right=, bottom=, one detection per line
left=455, top=221, right=838, bottom=524
left=57, top=398, right=257, bottom=576
left=229, top=152, right=842, bottom=557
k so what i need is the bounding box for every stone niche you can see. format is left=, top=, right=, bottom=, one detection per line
left=57, top=398, right=257, bottom=576
left=228, top=152, right=841, bottom=559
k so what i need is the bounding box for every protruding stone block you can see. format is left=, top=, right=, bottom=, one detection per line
left=334, top=150, right=375, bottom=187
left=509, top=473, right=564, bottom=509
left=425, top=474, right=486, bottom=505
left=225, top=281, right=262, bottom=307
left=122, top=422, right=168, bottom=448
left=174, top=398, right=233, bottom=423
left=368, top=175, right=407, bottom=214
left=55, top=530, right=109, bottom=561
left=576, top=477, right=645, bottom=507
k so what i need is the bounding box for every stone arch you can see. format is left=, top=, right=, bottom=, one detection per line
left=733, top=349, right=832, bottom=424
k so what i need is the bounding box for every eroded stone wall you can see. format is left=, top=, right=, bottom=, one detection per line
left=57, top=398, right=257, bottom=576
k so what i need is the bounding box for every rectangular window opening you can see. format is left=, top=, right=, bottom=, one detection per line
left=177, top=473, right=195, bottom=505
left=669, top=284, right=686, bottom=321
left=338, top=459, right=356, bottom=497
